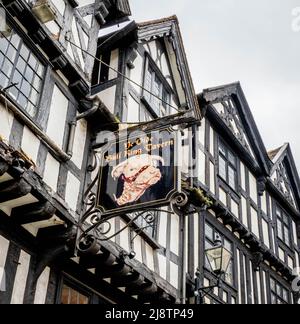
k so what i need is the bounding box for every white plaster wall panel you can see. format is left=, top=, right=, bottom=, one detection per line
left=231, top=199, right=239, bottom=218
left=292, top=221, right=298, bottom=246
left=219, top=188, right=227, bottom=206
left=240, top=162, right=246, bottom=191
left=198, top=121, right=205, bottom=147
left=10, top=250, right=31, bottom=304
left=145, top=243, right=154, bottom=272
left=133, top=235, right=143, bottom=263
left=209, top=127, right=214, bottom=156
left=65, top=172, right=81, bottom=212
left=256, top=271, right=262, bottom=304
left=261, top=191, right=267, bottom=214
left=249, top=172, right=258, bottom=204
left=0, top=236, right=9, bottom=291
left=21, top=126, right=40, bottom=164
left=0, top=104, right=13, bottom=143
left=198, top=149, right=205, bottom=184
left=278, top=247, right=285, bottom=262
left=158, top=254, right=167, bottom=280
left=288, top=256, right=294, bottom=270
left=0, top=173, right=13, bottom=184
left=263, top=271, right=268, bottom=304
left=194, top=213, right=199, bottom=274
left=251, top=207, right=259, bottom=238
left=170, top=214, right=179, bottom=256
left=262, top=219, right=270, bottom=249
left=129, top=53, right=143, bottom=94
left=34, top=267, right=50, bottom=304
left=51, top=0, right=65, bottom=15
left=146, top=41, right=158, bottom=62
left=158, top=209, right=168, bottom=248
left=43, top=153, right=60, bottom=192
left=46, top=85, right=68, bottom=149
left=181, top=144, right=189, bottom=175
left=241, top=196, right=248, bottom=227
left=119, top=220, right=130, bottom=252
left=295, top=252, right=300, bottom=270
left=209, top=162, right=215, bottom=194
left=160, top=52, right=172, bottom=84
left=71, top=118, right=87, bottom=169
left=45, top=21, right=60, bottom=36
left=0, top=194, right=38, bottom=216
left=127, top=95, right=140, bottom=123
left=237, top=250, right=241, bottom=304
left=98, top=86, right=116, bottom=114
left=169, top=261, right=178, bottom=289
left=108, top=49, right=119, bottom=80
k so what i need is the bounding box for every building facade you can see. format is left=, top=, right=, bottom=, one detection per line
left=0, top=0, right=299, bottom=305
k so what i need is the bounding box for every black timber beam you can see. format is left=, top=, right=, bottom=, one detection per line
left=0, top=178, right=31, bottom=203
left=11, top=201, right=56, bottom=225
left=0, top=161, right=9, bottom=176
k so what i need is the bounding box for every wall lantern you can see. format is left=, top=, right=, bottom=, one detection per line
left=194, top=234, right=232, bottom=304
left=32, top=0, right=56, bottom=24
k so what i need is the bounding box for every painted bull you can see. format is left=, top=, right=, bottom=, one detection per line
left=111, top=154, right=165, bottom=206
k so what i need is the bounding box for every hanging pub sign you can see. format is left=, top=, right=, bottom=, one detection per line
left=96, top=127, right=180, bottom=216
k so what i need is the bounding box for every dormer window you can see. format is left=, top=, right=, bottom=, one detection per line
left=143, top=57, right=171, bottom=117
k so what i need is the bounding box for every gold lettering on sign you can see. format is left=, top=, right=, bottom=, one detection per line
left=105, top=137, right=174, bottom=163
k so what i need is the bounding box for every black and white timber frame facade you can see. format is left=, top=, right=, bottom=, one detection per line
left=0, top=0, right=299, bottom=305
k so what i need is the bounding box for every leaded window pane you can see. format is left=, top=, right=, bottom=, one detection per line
left=0, top=28, right=45, bottom=117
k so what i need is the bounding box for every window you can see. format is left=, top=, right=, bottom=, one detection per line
left=143, top=59, right=170, bottom=117
left=92, top=51, right=110, bottom=85
left=205, top=222, right=234, bottom=286
left=218, top=141, right=237, bottom=191
left=60, top=283, right=90, bottom=304
left=0, top=28, right=45, bottom=117
left=276, top=207, right=291, bottom=246
left=270, top=278, right=289, bottom=304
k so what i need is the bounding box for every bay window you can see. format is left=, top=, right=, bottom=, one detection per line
left=0, top=28, right=45, bottom=117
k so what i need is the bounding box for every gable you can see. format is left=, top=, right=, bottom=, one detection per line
left=202, top=83, right=271, bottom=175
left=137, top=17, right=201, bottom=121
left=211, top=97, right=256, bottom=160
left=269, top=144, right=300, bottom=211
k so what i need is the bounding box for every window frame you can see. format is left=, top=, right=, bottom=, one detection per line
left=142, top=53, right=173, bottom=118
left=0, top=16, right=50, bottom=125
left=218, top=139, right=238, bottom=192
left=204, top=222, right=235, bottom=287
left=56, top=276, right=111, bottom=305
left=269, top=277, right=290, bottom=304
left=275, top=206, right=292, bottom=248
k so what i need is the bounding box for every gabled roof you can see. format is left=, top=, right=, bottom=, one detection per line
left=269, top=143, right=300, bottom=210
left=97, top=15, right=201, bottom=122
left=201, top=82, right=271, bottom=176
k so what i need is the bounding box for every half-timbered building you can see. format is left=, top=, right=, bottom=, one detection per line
left=0, top=0, right=299, bottom=305
left=188, top=83, right=300, bottom=304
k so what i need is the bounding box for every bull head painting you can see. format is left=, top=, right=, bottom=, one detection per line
left=111, top=154, right=165, bottom=206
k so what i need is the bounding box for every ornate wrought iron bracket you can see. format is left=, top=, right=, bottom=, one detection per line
left=76, top=151, right=189, bottom=257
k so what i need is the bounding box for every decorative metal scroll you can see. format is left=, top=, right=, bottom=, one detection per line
left=76, top=150, right=188, bottom=256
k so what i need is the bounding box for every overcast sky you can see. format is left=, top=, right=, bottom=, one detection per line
left=130, top=0, right=300, bottom=171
